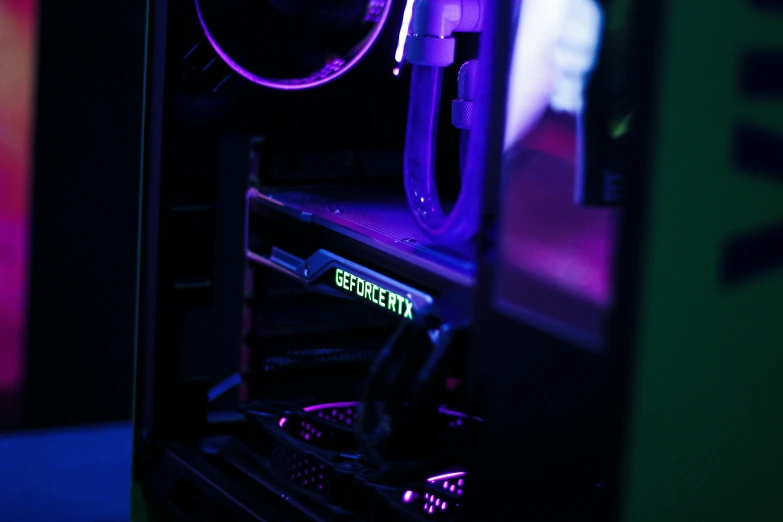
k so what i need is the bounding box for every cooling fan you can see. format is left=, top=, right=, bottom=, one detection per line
left=195, top=0, right=393, bottom=89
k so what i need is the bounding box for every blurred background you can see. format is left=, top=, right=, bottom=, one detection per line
left=0, top=0, right=144, bottom=430
left=1, top=0, right=145, bottom=519
left=0, top=0, right=35, bottom=428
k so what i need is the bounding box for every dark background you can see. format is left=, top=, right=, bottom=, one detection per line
left=21, top=0, right=147, bottom=429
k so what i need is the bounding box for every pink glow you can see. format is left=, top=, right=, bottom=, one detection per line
left=499, top=111, right=614, bottom=306
left=278, top=417, right=287, bottom=427
left=0, top=0, right=36, bottom=397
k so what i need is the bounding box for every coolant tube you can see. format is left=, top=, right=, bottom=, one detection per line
left=404, top=65, right=480, bottom=244
left=459, top=130, right=470, bottom=180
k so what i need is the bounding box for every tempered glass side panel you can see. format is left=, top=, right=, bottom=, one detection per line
left=493, top=0, right=624, bottom=350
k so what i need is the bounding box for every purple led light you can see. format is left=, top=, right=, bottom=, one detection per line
left=302, top=401, right=359, bottom=412
left=279, top=417, right=287, bottom=428
left=403, top=490, right=414, bottom=503
left=437, top=405, right=484, bottom=422
left=438, top=406, right=469, bottom=418
left=427, top=471, right=466, bottom=483
left=195, top=0, right=392, bottom=91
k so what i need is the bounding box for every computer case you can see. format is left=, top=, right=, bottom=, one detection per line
left=132, top=1, right=639, bottom=521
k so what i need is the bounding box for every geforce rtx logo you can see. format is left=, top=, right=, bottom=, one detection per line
left=334, top=269, right=414, bottom=319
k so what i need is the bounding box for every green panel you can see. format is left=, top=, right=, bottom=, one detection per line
left=624, top=1, right=783, bottom=522
left=131, top=481, right=150, bottom=522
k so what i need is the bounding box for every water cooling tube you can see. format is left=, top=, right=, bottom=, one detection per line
left=403, top=0, right=483, bottom=244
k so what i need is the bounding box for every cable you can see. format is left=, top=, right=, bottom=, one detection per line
left=356, top=313, right=469, bottom=480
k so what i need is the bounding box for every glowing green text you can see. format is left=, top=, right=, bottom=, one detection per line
left=334, top=269, right=413, bottom=320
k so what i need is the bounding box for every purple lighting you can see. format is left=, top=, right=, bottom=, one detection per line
left=195, top=0, right=392, bottom=91
left=403, top=490, right=415, bottom=503
left=437, top=406, right=469, bottom=418
left=278, top=403, right=360, bottom=441
left=427, top=471, right=466, bottom=483
left=302, top=401, right=359, bottom=412
left=437, top=405, right=484, bottom=422
left=417, top=471, right=464, bottom=515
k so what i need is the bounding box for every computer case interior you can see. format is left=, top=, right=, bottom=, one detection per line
left=133, top=1, right=636, bottom=520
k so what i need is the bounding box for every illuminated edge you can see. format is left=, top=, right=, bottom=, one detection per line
left=302, top=401, right=359, bottom=412
left=195, top=0, right=393, bottom=90
left=393, top=0, right=416, bottom=75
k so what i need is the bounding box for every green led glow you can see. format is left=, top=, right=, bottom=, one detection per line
left=334, top=268, right=414, bottom=320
